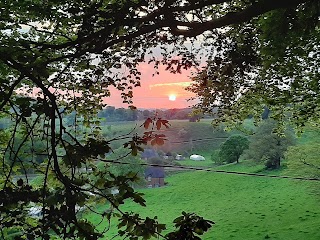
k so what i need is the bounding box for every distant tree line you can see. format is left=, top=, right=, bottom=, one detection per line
left=98, top=106, right=139, bottom=122
left=97, top=107, right=203, bottom=122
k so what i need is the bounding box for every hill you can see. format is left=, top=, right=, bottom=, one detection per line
left=101, top=119, right=247, bottom=154
left=86, top=162, right=320, bottom=239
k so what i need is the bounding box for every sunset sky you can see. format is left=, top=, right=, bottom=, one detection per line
left=105, top=63, right=198, bottom=109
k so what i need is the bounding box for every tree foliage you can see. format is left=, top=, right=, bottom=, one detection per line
left=285, top=143, right=320, bottom=178
left=98, top=107, right=139, bottom=122
left=187, top=0, right=319, bottom=128
left=244, top=120, right=295, bottom=169
left=107, top=147, right=146, bottom=186
left=0, top=0, right=317, bottom=239
left=219, top=135, right=249, bottom=164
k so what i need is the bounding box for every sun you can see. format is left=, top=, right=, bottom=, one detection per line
left=168, top=94, right=176, bottom=101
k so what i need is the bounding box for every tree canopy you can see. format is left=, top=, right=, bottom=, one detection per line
left=1, top=1, right=318, bottom=123
left=187, top=0, right=319, bottom=127
left=219, top=135, right=249, bottom=163
left=285, top=143, right=320, bottom=178
left=244, top=120, right=295, bottom=169
left=0, top=0, right=318, bottom=239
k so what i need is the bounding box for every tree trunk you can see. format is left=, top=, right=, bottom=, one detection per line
left=236, top=154, right=240, bottom=163
left=275, top=156, right=281, bottom=169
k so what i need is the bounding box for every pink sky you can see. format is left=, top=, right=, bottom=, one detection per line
left=105, top=63, right=197, bottom=109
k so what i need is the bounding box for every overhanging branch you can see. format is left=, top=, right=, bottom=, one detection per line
left=169, top=0, right=312, bottom=37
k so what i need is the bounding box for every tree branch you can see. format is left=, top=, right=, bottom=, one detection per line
left=0, top=75, right=24, bottom=111
left=169, top=0, right=312, bottom=37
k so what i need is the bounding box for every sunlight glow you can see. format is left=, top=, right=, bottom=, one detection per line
left=169, top=94, right=176, bottom=101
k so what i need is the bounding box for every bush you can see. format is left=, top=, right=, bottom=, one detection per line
left=211, top=150, right=223, bottom=165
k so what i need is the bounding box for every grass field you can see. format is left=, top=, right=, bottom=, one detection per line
left=86, top=161, right=320, bottom=239
left=84, top=121, right=320, bottom=240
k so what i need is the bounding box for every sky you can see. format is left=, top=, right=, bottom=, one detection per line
left=18, top=22, right=202, bottom=110
left=105, top=63, right=198, bottom=109
left=25, top=62, right=198, bottom=110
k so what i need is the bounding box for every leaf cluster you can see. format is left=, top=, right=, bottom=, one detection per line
left=165, top=212, right=215, bottom=240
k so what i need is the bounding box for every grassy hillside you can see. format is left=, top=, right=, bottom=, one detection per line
left=101, top=119, right=246, bottom=155
left=86, top=162, right=320, bottom=239
left=85, top=121, right=320, bottom=239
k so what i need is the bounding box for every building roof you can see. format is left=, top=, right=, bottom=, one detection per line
left=145, top=167, right=165, bottom=178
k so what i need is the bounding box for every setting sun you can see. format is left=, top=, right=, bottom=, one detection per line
left=168, top=94, right=176, bottom=101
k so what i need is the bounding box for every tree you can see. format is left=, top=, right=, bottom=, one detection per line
left=244, top=120, right=295, bottom=169
left=0, top=0, right=316, bottom=239
left=143, top=110, right=151, bottom=119
left=105, top=147, right=146, bottom=186
left=219, top=135, right=249, bottom=164
left=0, top=121, right=9, bottom=158
left=186, top=0, right=319, bottom=128
left=285, top=143, right=320, bottom=178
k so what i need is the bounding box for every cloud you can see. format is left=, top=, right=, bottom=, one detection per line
left=149, top=81, right=192, bottom=89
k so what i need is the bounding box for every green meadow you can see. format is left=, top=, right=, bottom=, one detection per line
left=86, top=161, right=320, bottom=239
left=83, top=120, right=320, bottom=239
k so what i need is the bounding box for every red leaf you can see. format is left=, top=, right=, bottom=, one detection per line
left=156, top=119, right=162, bottom=130
left=156, top=138, right=164, bottom=145
left=143, top=118, right=152, bottom=129
left=151, top=139, right=156, bottom=146
left=161, top=120, right=170, bottom=128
